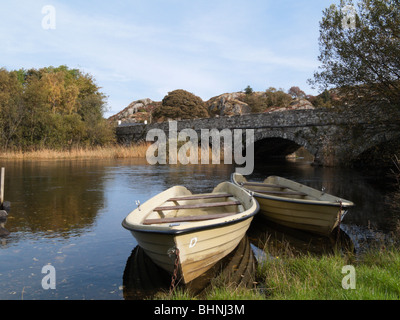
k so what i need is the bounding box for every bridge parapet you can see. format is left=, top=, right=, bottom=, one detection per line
left=116, top=105, right=400, bottom=167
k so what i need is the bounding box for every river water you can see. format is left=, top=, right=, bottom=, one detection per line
left=0, top=158, right=399, bottom=300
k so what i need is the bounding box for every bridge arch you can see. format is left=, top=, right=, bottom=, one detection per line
left=115, top=104, right=400, bottom=167
left=253, top=130, right=316, bottom=160
left=350, top=131, right=400, bottom=166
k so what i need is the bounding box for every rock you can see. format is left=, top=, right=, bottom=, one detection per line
left=108, top=98, right=157, bottom=124
left=268, top=98, right=315, bottom=113
left=207, top=92, right=251, bottom=117
left=109, top=92, right=316, bottom=124
left=0, top=226, right=10, bottom=237
left=290, top=98, right=315, bottom=109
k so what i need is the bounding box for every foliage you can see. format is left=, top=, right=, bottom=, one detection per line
left=0, top=66, right=114, bottom=150
left=288, top=86, right=306, bottom=99
left=264, top=87, right=293, bottom=109
left=307, top=89, right=337, bottom=108
left=152, top=89, right=209, bottom=121
left=0, top=69, right=24, bottom=149
left=241, top=92, right=269, bottom=113
left=241, top=87, right=293, bottom=113
left=310, top=0, right=400, bottom=106
left=244, top=85, right=254, bottom=95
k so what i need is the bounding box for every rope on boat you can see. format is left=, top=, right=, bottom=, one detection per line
left=168, top=247, right=180, bottom=294
left=337, top=200, right=343, bottom=243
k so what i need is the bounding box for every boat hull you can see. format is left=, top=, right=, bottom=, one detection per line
left=122, top=181, right=259, bottom=284
left=255, top=195, right=344, bottom=235
left=231, top=173, right=353, bottom=236
left=129, top=217, right=253, bottom=283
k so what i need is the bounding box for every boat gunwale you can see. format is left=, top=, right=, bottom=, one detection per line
left=252, top=192, right=354, bottom=208
left=122, top=181, right=259, bottom=235
left=231, top=173, right=354, bottom=208
left=121, top=201, right=259, bottom=235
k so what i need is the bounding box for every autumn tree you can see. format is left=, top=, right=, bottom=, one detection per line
left=0, top=69, right=24, bottom=149
left=288, top=86, right=306, bottom=99
left=241, top=87, right=293, bottom=113
left=152, top=89, right=209, bottom=121
left=0, top=66, right=114, bottom=150
left=310, top=0, right=400, bottom=106
left=264, top=87, right=292, bottom=108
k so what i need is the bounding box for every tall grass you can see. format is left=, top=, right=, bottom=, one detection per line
left=0, top=142, right=226, bottom=162
left=0, top=143, right=150, bottom=160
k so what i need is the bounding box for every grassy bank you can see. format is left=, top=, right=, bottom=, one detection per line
left=0, top=143, right=150, bottom=160
left=258, top=248, right=400, bottom=300
left=0, top=143, right=226, bottom=162
left=159, top=246, right=400, bottom=300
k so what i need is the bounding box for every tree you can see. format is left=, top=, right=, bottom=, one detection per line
left=288, top=86, right=306, bottom=99
left=242, top=93, right=269, bottom=113
left=310, top=0, right=400, bottom=106
left=244, top=85, right=254, bottom=95
left=241, top=87, right=293, bottom=113
left=0, top=66, right=114, bottom=150
left=264, top=87, right=292, bottom=108
left=0, top=69, right=25, bottom=149
left=152, top=89, right=209, bottom=121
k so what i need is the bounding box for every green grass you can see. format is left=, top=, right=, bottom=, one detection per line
left=155, top=287, right=264, bottom=300
left=257, top=247, right=400, bottom=300
left=157, top=246, right=400, bottom=300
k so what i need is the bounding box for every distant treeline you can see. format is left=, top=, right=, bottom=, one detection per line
left=0, top=65, right=115, bottom=151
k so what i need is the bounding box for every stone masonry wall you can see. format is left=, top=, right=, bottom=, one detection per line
left=116, top=104, right=400, bottom=166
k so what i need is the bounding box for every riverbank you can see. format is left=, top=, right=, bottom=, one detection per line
left=0, top=144, right=150, bottom=160
left=158, top=244, right=400, bottom=300
left=0, top=143, right=225, bottom=162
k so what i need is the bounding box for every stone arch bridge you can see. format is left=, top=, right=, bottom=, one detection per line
left=116, top=104, right=400, bottom=167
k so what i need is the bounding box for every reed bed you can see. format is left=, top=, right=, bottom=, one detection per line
left=0, top=142, right=225, bottom=162
left=0, top=143, right=150, bottom=160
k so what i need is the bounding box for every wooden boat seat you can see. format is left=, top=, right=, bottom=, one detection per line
left=142, top=212, right=237, bottom=225
left=167, top=193, right=233, bottom=201
left=240, top=182, right=283, bottom=188
left=252, top=189, right=307, bottom=197
left=154, top=200, right=241, bottom=212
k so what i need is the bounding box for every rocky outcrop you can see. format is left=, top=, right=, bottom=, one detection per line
left=109, top=92, right=316, bottom=124
left=108, top=99, right=159, bottom=124
left=207, top=92, right=252, bottom=117
left=268, top=98, right=315, bottom=113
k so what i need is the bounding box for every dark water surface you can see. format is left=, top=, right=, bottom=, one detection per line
left=0, top=158, right=398, bottom=300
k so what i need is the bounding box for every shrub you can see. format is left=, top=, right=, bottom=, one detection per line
left=152, top=89, right=209, bottom=121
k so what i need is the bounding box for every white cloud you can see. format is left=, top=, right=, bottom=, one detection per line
left=1, top=0, right=327, bottom=116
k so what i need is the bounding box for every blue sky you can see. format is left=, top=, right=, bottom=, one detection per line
left=0, top=0, right=340, bottom=118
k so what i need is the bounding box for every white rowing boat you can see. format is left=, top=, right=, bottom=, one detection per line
left=232, top=173, right=354, bottom=236
left=122, top=181, right=259, bottom=284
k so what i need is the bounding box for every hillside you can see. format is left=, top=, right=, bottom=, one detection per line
left=108, top=90, right=317, bottom=125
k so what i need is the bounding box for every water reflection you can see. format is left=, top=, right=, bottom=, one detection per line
left=122, top=236, right=256, bottom=300
left=3, top=160, right=108, bottom=240
left=248, top=216, right=354, bottom=256
left=249, top=160, right=400, bottom=250
left=0, top=203, right=10, bottom=245
left=0, top=217, right=10, bottom=245
left=0, top=157, right=398, bottom=300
